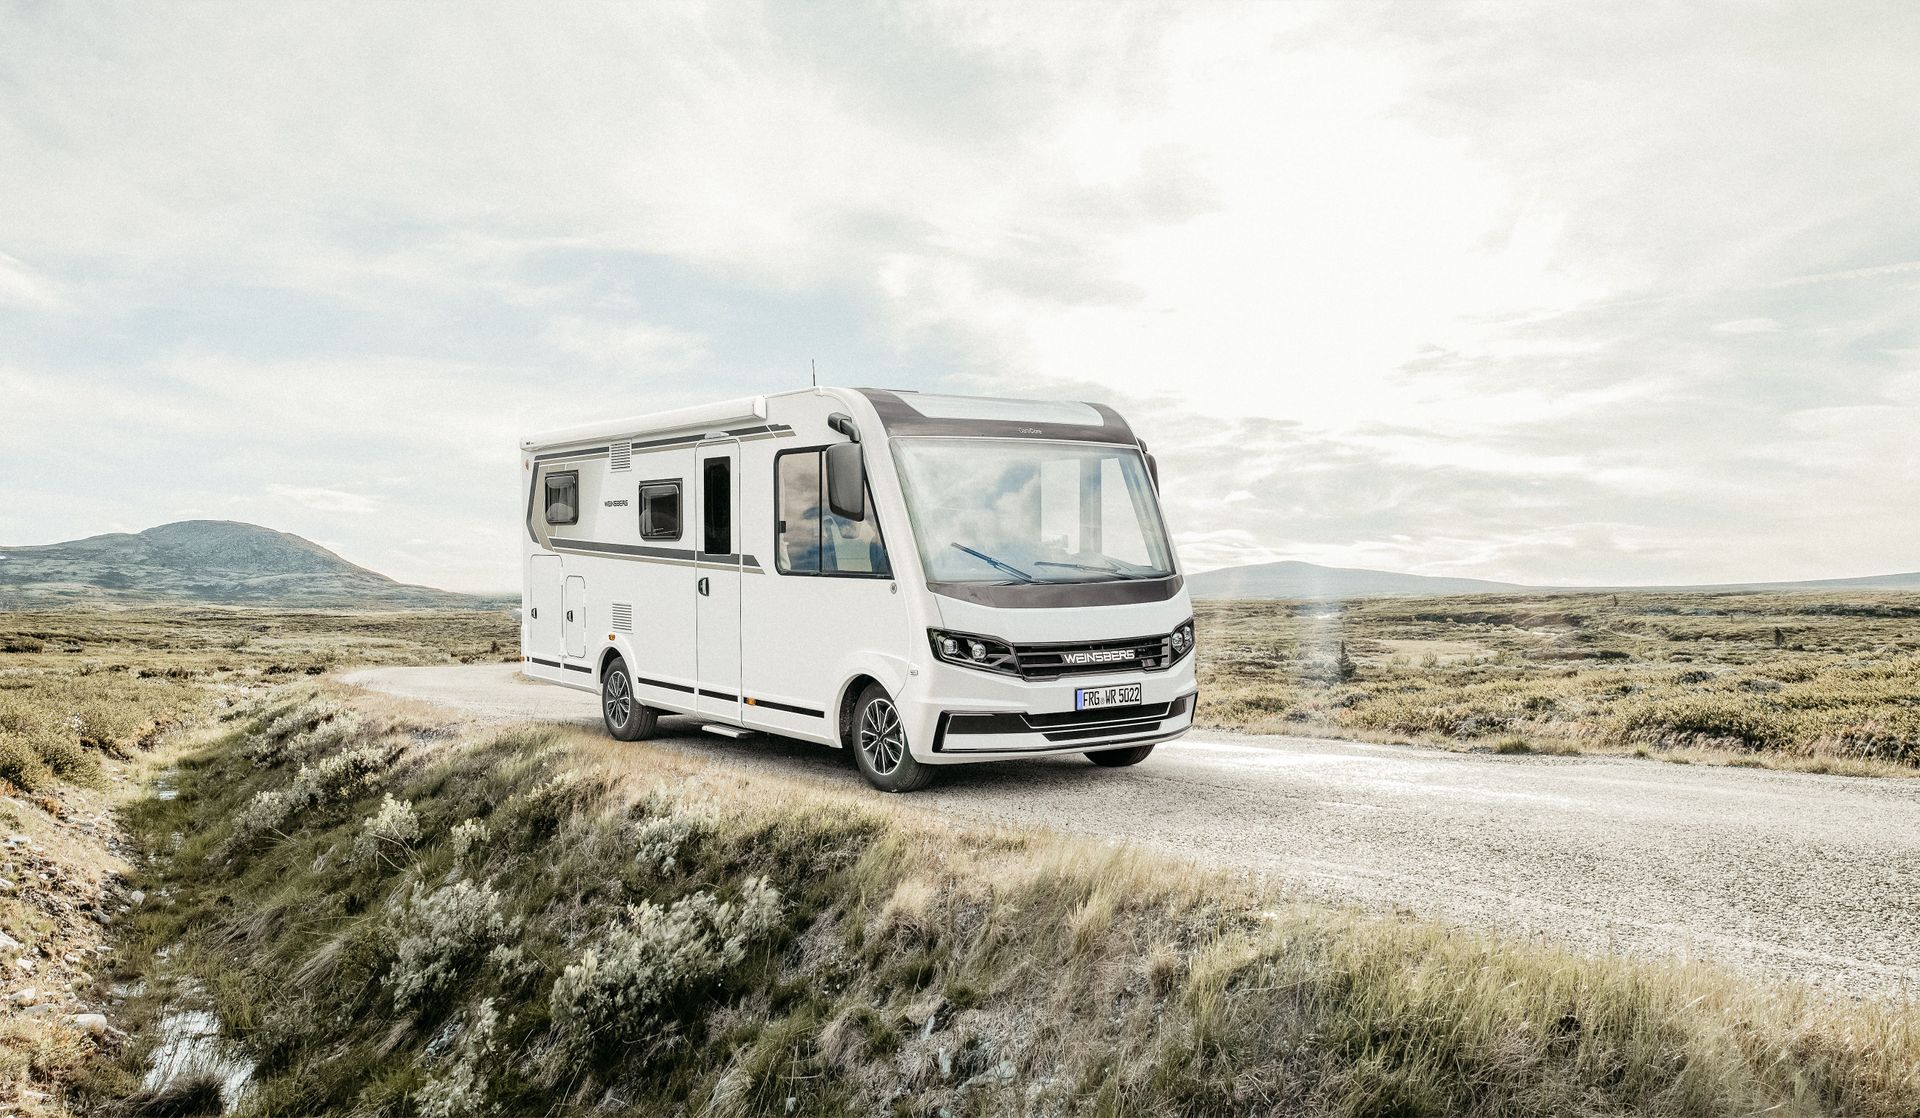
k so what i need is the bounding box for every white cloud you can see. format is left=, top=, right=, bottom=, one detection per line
left=1713, top=318, right=1783, bottom=334
left=263, top=485, right=383, bottom=516
left=0, top=253, right=65, bottom=309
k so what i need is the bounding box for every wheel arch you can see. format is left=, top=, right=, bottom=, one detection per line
left=835, top=674, right=881, bottom=750
left=596, top=643, right=626, bottom=683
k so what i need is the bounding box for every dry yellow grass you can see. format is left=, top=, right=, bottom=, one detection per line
left=95, top=682, right=1920, bottom=1116
left=1196, top=591, right=1920, bottom=773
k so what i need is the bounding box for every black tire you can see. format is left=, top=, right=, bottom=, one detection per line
left=850, top=683, right=934, bottom=793
left=601, top=658, right=659, bottom=742
left=1086, top=743, right=1156, bottom=767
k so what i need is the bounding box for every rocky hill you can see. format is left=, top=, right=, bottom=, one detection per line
left=0, top=520, right=506, bottom=610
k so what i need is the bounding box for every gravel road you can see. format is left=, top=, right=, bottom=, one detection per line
left=343, top=663, right=1920, bottom=996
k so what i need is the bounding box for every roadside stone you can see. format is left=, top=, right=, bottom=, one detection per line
left=0, top=930, right=20, bottom=951
left=9, top=986, right=37, bottom=1006
left=15, top=956, right=35, bottom=974
left=69, top=1012, right=110, bottom=1035
left=129, top=889, right=146, bottom=905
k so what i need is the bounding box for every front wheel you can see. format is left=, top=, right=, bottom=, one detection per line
left=851, top=684, right=933, bottom=793
left=601, top=658, right=659, bottom=742
left=1086, top=743, right=1155, bottom=767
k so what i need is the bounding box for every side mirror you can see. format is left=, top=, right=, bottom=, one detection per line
left=1145, top=452, right=1160, bottom=491
left=826, top=442, right=866, bottom=520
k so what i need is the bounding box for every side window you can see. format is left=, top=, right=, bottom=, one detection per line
left=544, top=472, right=578, bottom=525
left=638, top=481, right=681, bottom=540
left=702, top=457, right=731, bottom=556
left=776, top=450, right=890, bottom=576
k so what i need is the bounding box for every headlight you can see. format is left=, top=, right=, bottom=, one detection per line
left=928, top=629, right=1019, bottom=675
left=1169, top=621, right=1195, bottom=661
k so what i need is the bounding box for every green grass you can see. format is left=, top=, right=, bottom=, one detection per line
left=95, top=684, right=1920, bottom=1117
left=1196, top=591, right=1920, bottom=772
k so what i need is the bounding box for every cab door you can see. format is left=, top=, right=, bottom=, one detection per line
left=695, top=444, right=742, bottom=720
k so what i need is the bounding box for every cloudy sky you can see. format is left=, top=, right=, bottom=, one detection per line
left=3, top=2, right=1916, bottom=593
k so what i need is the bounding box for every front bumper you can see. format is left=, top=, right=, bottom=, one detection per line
left=903, top=655, right=1198, bottom=763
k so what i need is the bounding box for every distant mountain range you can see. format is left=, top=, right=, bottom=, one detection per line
left=0, top=521, right=508, bottom=610
left=1187, top=559, right=1920, bottom=600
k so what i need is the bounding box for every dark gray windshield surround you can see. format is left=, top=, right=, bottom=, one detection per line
left=860, top=389, right=1183, bottom=609
left=855, top=388, right=1138, bottom=444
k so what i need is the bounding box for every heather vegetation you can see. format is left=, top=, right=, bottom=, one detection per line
left=92, top=685, right=1920, bottom=1117
left=6, top=602, right=1919, bottom=1115
left=1196, top=591, right=1920, bottom=772
left=0, top=609, right=509, bottom=1117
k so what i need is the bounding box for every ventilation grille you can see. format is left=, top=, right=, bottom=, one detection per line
left=610, top=602, right=633, bottom=632
left=610, top=442, right=633, bottom=471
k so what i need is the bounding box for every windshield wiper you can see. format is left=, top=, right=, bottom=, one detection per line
left=1034, top=559, right=1157, bottom=580
left=949, top=542, right=1036, bottom=583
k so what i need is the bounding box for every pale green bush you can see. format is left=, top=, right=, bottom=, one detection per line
left=229, top=741, right=399, bottom=847
left=350, top=794, right=421, bottom=866
left=449, top=817, right=491, bottom=864
left=549, top=878, right=781, bottom=1050
left=416, top=998, right=499, bottom=1118
left=387, top=880, right=508, bottom=1011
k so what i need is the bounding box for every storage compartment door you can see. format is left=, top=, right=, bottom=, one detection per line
left=563, top=574, right=588, bottom=660
left=527, top=554, right=564, bottom=663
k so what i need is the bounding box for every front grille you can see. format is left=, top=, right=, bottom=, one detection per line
left=938, top=695, right=1192, bottom=752
left=1011, top=633, right=1174, bottom=679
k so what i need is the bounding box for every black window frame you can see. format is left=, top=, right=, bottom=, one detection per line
left=773, top=445, right=892, bottom=579
left=637, top=478, right=682, bottom=541
left=543, top=471, right=580, bottom=526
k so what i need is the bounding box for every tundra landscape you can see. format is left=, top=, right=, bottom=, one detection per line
left=8, top=4, right=1920, bottom=1116
left=2, top=599, right=1917, bottom=1116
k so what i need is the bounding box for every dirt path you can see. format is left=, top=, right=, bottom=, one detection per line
left=342, top=663, right=1920, bottom=997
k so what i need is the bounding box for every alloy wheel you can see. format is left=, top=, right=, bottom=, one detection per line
left=604, top=669, right=632, bottom=729
left=859, top=698, right=906, bottom=775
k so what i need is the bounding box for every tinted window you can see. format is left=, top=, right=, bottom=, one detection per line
left=544, top=473, right=578, bottom=525
left=639, top=481, right=680, bottom=540
left=702, top=457, right=731, bottom=556
left=776, top=450, right=890, bottom=576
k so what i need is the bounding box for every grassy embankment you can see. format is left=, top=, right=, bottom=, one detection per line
left=0, top=609, right=513, bottom=1117
left=1197, top=591, right=1920, bottom=773
left=98, top=684, right=1920, bottom=1117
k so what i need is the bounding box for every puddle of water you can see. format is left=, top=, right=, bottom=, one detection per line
left=141, top=1007, right=255, bottom=1111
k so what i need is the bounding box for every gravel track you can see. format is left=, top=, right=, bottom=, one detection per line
left=342, top=663, right=1920, bottom=996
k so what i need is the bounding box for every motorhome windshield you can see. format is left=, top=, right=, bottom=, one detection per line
left=891, top=438, right=1175, bottom=585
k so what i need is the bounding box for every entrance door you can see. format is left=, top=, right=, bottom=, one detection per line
left=563, top=575, right=588, bottom=660
left=695, top=444, right=741, bottom=720
left=528, top=554, right=563, bottom=664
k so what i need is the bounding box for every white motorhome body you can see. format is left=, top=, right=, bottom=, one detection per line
left=519, top=387, right=1196, bottom=791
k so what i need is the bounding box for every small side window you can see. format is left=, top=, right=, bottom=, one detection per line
left=544, top=472, right=579, bottom=525
left=702, top=457, right=732, bottom=556
left=638, top=481, right=681, bottom=540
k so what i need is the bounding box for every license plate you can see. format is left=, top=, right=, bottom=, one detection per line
left=1075, top=683, right=1142, bottom=711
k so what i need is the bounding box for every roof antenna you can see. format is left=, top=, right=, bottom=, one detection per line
left=810, top=358, right=818, bottom=388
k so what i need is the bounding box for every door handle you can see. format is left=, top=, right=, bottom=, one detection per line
left=530, top=608, right=537, bottom=619
left=697, top=577, right=710, bottom=597
left=565, top=610, right=574, bottom=622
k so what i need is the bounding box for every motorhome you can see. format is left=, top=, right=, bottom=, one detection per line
left=519, top=388, right=1196, bottom=791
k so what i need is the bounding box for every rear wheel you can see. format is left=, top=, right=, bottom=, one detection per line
left=601, top=658, right=658, bottom=742
left=851, top=684, right=933, bottom=793
left=1086, top=743, right=1155, bottom=767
